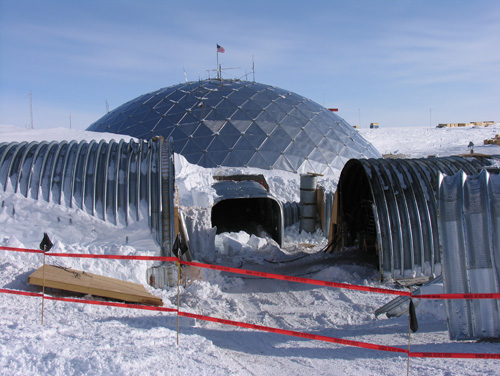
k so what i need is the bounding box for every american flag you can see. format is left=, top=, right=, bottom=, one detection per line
left=217, top=44, right=225, bottom=53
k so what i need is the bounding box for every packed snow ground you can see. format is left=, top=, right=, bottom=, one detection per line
left=1, top=124, right=500, bottom=376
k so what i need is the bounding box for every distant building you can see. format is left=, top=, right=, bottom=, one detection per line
left=370, top=123, right=379, bottom=129
left=484, top=134, right=500, bottom=146
left=472, top=121, right=496, bottom=127
left=436, top=123, right=470, bottom=128
left=471, top=121, right=486, bottom=127
left=438, top=121, right=496, bottom=128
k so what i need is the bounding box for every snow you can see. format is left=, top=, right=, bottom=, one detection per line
left=1, top=123, right=500, bottom=375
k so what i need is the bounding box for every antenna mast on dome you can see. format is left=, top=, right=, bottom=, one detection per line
left=252, top=55, right=255, bottom=82
left=216, top=43, right=225, bottom=79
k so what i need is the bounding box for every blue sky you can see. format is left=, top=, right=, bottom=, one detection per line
left=1, top=0, right=499, bottom=130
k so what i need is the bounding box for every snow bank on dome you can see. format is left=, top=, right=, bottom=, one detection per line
left=174, top=153, right=217, bottom=207
left=174, top=152, right=337, bottom=208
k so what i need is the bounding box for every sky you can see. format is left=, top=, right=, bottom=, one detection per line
left=0, top=0, right=499, bottom=130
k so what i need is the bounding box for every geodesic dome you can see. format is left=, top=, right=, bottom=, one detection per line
left=87, top=79, right=381, bottom=177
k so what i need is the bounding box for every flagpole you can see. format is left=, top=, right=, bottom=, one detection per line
left=216, top=44, right=219, bottom=79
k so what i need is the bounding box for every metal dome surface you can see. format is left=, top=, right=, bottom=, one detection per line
left=87, top=79, right=381, bottom=177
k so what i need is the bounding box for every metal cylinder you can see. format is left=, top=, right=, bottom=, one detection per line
left=299, top=173, right=317, bottom=233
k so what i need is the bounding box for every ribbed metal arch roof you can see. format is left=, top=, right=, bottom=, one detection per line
left=336, top=156, right=495, bottom=280
left=0, top=139, right=175, bottom=248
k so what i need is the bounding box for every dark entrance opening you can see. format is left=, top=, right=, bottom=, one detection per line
left=210, top=178, right=283, bottom=246
left=336, top=160, right=378, bottom=258
left=211, top=197, right=283, bottom=246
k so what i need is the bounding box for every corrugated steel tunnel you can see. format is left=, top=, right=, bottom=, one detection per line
left=439, top=170, right=500, bottom=340
left=334, top=156, right=496, bottom=280
left=0, top=138, right=175, bottom=250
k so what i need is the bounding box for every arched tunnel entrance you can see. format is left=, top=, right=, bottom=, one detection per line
left=210, top=176, right=284, bottom=246
left=337, top=160, right=379, bottom=256
left=211, top=196, right=283, bottom=246
left=334, top=156, right=494, bottom=280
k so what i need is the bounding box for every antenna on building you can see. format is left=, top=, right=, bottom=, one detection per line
left=29, top=90, right=34, bottom=129
left=252, top=55, right=255, bottom=82
left=106, top=100, right=110, bottom=113
left=65, top=114, right=76, bottom=129
left=183, top=67, right=188, bottom=82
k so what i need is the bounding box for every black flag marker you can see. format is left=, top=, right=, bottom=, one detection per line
left=409, top=299, right=419, bottom=333
left=172, top=234, right=187, bottom=258
left=39, top=233, right=53, bottom=252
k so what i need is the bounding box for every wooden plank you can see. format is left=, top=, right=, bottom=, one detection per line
left=328, top=190, right=339, bottom=246
left=28, top=265, right=163, bottom=306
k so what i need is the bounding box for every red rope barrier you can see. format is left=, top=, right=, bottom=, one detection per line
left=1, top=286, right=499, bottom=359
left=178, top=311, right=408, bottom=353
left=3, top=245, right=499, bottom=300
left=0, top=287, right=42, bottom=297
left=181, top=260, right=410, bottom=296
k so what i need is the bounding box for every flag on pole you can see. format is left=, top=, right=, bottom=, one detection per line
left=409, top=299, right=419, bottom=333
left=217, top=44, right=225, bottom=53
left=39, top=232, right=53, bottom=252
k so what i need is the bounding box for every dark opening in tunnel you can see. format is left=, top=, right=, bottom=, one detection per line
left=211, top=197, right=283, bottom=246
left=335, top=156, right=496, bottom=279
left=337, top=160, right=379, bottom=260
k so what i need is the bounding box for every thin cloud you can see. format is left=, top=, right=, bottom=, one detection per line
left=373, top=15, right=500, bottom=86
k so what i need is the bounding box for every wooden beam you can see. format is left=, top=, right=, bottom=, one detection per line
left=28, top=265, right=163, bottom=306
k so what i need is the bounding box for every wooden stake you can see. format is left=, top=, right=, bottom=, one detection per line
left=176, top=259, right=181, bottom=345
left=407, top=286, right=412, bottom=376
left=41, top=248, right=46, bottom=325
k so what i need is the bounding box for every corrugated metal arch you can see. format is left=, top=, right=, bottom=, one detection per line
left=0, top=138, right=174, bottom=249
left=335, top=156, right=495, bottom=280
left=439, top=170, right=500, bottom=340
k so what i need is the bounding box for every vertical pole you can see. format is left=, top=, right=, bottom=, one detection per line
left=176, top=257, right=181, bottom=345
left=41, top=248, right=46, bottom=325
left=407, top=286, right=412, bottom=376
left=216, top=45, right=219, bottom=79
left=252, top=55, right=255, bottom=82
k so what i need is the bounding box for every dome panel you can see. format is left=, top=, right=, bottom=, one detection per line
left=227, top=119, right=252, bottom=133
left=232, top=135, right=256, bottom=153
left=221, top=151, right=246, bottom=167
left=87, top=79, right=381, bottom=176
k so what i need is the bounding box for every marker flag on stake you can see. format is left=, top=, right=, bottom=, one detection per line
left=217, top=44, right=225, bottom=53
left=39, top=233, right=53, bottom=252
left=409, top=299, right=419, bottom=333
